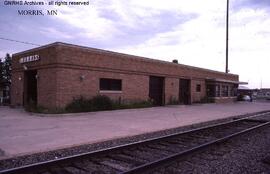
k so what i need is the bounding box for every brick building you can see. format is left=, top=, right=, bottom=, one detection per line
left=11, top=42, right=244, bottom=109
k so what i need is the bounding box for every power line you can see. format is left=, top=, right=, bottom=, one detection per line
left=0, top=37, right=41, bottom=46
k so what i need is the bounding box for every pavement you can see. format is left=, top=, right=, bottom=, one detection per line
left=0, top=101, right=270, bottom=159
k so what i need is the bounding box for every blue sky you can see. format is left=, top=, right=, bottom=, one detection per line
left=0, top=0, right=269, bottom=88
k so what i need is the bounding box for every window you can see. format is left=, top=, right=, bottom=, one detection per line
left=100, top=78, right=122, bottom=91
left=215, top=85, right=220, bottom=97
left=207, top=85, right=215, bottom=97
left=232, top=85, right=238, bottom=96
left=196, top=84, right=201, bottom=92
left=222, top=85, right=229, bottom=97
left=207, top=84, right=221, bottom=97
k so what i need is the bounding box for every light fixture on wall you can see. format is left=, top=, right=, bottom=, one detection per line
left=35, top=75, right=39, bottom=80
left=18, top=77, right=22, bottom=81
left=23, top=65, right=28, bottom=70
left=80, top=75, right=85, bottom=81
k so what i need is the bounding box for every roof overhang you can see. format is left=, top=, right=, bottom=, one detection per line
left=206, top=78, right=248, bottom=85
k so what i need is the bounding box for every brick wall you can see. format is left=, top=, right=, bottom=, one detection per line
left=10, top=72, right=24, bottom=106
left=11, top=45, right=57, bottom=107
left=55, top=68, right=149, bottom=108
left=56, top=43, right=239, bottom=82
left=11, top=42, right=240, bottom=109
left=191, top=79, right=206, bottom=103
left=165, top=78, right=179, bottom=104
left=37, top=68, right=57, bottom=108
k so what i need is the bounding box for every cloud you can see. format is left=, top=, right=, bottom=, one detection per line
left=232, top=0, right=270, bottom=11
left=113, top=0, right=270, bottom=88
left=227, top=5, right=270, bottom=88
left=50, top=0, right=197, bottom=47
left=113, top=0, right=229, bottom=69
left=39, top=27, right=74, bottom=39
left=0, top=0, right=270, bottom=88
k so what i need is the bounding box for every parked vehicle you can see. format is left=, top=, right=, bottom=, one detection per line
left=238, top=94, right=252, bottom=102
left=242, top=95, right=251, bottom=101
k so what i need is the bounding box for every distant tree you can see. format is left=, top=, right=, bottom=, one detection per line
left=0, top=59, right=3, bottom=82
left=2, top=53, right=12, bottom=84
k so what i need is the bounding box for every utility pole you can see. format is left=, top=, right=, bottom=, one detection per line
left=225, top=0, right=229, bottom=73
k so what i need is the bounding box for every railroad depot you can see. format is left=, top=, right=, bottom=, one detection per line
left=11, top=42, right=244, bottom=109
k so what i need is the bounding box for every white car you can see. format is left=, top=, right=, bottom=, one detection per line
left=242, top=95, right=251, bottom=101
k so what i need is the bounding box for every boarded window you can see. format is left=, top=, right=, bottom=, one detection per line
left=100, top=78, right=122, bottom=91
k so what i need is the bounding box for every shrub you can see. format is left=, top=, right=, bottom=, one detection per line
left=65, top=96, right=153, bottom=113
left=113, top=100, right=153, bottom=109
left=199, top=97, right=215, bottom=103
left=65, top=96, right=92, bottom=113
left=65, top=95, right=113, bottom=113
left=91, top=95, right=113, bottom=111
left=128, top=100, right=153, bottom=108
left=27, top=96, right=153, bottom=114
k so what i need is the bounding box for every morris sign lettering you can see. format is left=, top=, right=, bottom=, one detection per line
left=19, top=55, right=40, bottom=63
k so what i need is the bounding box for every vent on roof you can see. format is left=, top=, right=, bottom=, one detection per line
left=172, top=59, right=178, bottom=64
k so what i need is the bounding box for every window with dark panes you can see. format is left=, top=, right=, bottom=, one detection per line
left=215, top=85, right=220, bottom=97
left=207, top=85, right=215, bottom=97
left=196, top=84, right=201, bottom=92
left=233, top=85, right=238, bottom=96
left=222, top=85, right=229, bottom=97
left=229, top=86, right=236, bottom=97
left=100, top=78, right=122, bottom=91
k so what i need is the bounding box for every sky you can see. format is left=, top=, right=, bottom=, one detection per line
left=0, top=0, right=269, bottom=89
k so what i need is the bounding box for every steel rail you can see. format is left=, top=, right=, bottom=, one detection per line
left=0, top=111, right=269, bottom=174
left=120, top=121, right=270, bottom=174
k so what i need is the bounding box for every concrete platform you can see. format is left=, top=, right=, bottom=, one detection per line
left=0, top=101, right=270, bottom=159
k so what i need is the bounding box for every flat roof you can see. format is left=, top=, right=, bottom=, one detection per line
left=206, top=78, right=247, bottom=84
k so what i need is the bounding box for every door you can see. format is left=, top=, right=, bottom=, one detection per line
left=24, top=70, right=37, bottom=106
left=149, top=76, right=164, bottom=106
left=179, top=79, right=191, bottom=105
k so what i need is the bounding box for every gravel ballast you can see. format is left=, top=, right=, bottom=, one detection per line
left=152, top=121, right=270, bottom=173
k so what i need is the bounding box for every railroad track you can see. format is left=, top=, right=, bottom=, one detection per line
left=1, top=112, right=270, bottom=174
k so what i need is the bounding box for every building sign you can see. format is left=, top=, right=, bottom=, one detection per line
left=19, top=55, right=40, bottom=64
